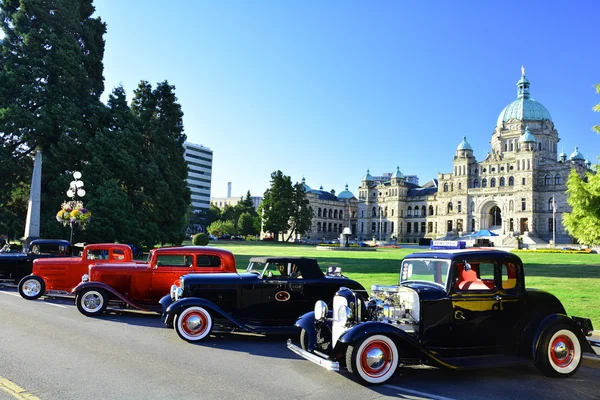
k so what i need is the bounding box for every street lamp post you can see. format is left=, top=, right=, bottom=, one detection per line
left=66, top=171, right=85, bottom=243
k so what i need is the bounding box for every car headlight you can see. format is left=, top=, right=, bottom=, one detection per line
left=175, top=287, right=183, bottom=301
left=337, top=305, right=353, bottom=326
left=314, top=300, right=328, bottom=322
left=82, top=274, right=90, bottom=283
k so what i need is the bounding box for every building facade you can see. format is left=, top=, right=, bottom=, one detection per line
left=183, top=142, right=213, bottom=211
left=357, top=69, right=592, bottom=245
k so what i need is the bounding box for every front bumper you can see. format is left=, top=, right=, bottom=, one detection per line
left=286, top=339, right=339, bottom=371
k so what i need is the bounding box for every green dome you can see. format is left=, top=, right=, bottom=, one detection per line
left=392, top=166, right=404, bottom=179
left=519, top=126, right=536, bottom=143
left=569, top=147, right=585, bottom=161
left=362, top=169, right=373, bottom=182
left=456, top=136, right=472, bottom=151
left=496, top=68, right=552, bottom=127
left=338, top=184, right=355, bottom=200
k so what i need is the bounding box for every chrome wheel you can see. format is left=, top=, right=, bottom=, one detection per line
left=18, top=276, right=45, bottom=300
left=175, top=306, right=213, bottom=342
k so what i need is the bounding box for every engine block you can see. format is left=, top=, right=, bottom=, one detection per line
left=367, top=285, right=420, bottom=329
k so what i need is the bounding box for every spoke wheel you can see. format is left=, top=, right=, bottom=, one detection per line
left=18, top=276, right=45, bottom=300
left=346, top=335, right=398, bottom=384
left=535, top=324, right=582, bottom=378
left=76, top=289, right=108, bottom=317
left=175, top=306, right=213, bottom=342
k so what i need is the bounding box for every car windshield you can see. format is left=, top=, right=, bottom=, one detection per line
left=247, top=261, right=267, bottom=275
left=399, top=258, right=451, bottom=287
left=246, top=261, right=292, bottom=278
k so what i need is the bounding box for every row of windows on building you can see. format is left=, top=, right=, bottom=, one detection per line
left=454, top=157, right=543, bottom=177
left=317, top=208, right=356, bottom=219
left=362, top=196, right=556, bottom=220
left=442, top=174, right=562, bottom=192
left=315, top=222, right=345, bottom=232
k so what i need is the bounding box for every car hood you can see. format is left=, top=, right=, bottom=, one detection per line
left=182, top=272, right=257, bottom=285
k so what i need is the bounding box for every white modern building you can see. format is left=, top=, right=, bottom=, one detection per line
left=183, top=142, right=213, bottom=211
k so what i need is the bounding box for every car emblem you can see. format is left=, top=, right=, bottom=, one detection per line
left=275, top=291, right=291, bottom=302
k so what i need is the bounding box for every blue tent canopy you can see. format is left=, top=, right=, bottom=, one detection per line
left=472, top=229, right=499, bottom=237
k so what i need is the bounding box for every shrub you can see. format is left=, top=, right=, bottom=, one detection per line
left=192, top=233, right=209, bottom=246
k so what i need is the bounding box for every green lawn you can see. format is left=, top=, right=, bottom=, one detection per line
left=204, top=241, right=600, bottom=330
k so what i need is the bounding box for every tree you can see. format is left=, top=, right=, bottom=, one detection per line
left=207, top=220, right=236, bottom=237
left=235, top=191, right=258, bottom=217
left=563, top=84, right=600, bottom=245
left=563, top=169, right=600, bottom=245
left=286, top=182, right=314, bottom=241
left=238, top=212, right=258, bottom=237
left=260, top=171, right=295, bottom=241
left=0, top=0, right=107, bottom=238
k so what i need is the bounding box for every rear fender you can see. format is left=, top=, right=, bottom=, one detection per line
left=531, top=314, right=595, bottom=361
left=165, top=297, right=261, bottom=334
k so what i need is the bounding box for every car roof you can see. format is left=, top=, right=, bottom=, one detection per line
left=404, top=249, right=519, bottom=261
left=30, top=239, right=72, bottom=246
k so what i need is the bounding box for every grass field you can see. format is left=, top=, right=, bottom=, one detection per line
left=203, top=241, right=600, bottom=330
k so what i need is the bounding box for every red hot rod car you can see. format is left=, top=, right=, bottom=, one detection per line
left=72, top=246, right=236, bottom=317
left=18, top=243, right=138, bottom=300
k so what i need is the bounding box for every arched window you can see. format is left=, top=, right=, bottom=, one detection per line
left=328, top=209, right=332, bottom=218
left=473, top=179, right=479, bottom=188
left=482, top=178, right=488, bottom=188
left=508, top=176, right=514, bottom=186
left=323, top=208, right=327, bottom=218
left=407, top=206, right=412, bottom=216
left=421, top=206, right=426, bottom=216
left=414, top=207, right=419, bottom=217
left=548, top=198, right=555, bottom=212
left=318, top=208, right=322, bottom=217
left=555, top=174, right=562, bottom=185
left=428, top=205, right=434, bottom=216
left=490, top=178, right=496, bottom=187
left=458, top=182, right=462, bottom=190
left=334, top=210, right=338, bottom=219
left=339, top=210, right=343, bottom=219
left=500, top=177, right=505, bottom=186
left=447, top=202, right=453, bottom=213
left=443, top=183, right=448, bottom=192
left=545, top=175, right=551, bottom=185
left=384, top=207, right=388, bottom=217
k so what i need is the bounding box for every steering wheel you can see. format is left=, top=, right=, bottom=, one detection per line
left=249, top=270, right=261, bottom=275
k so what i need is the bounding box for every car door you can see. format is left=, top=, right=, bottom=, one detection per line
left=149, top=253, right=193, bottom=301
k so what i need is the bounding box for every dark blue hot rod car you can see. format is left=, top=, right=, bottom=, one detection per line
left=161, top=256, right=364, bottom=342
left=287, top=249, right=595, bottom=384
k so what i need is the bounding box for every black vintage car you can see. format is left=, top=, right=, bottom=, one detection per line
left=161, top=256, right=365, bottom=342
left=287, top=249, right=595, bottom=384
left=0, top=239, right=73, bottom=286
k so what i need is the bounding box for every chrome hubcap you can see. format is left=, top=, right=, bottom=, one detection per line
left=553, top=341, right=569, bottom=360
left=365, top=348, right=385, bottom=369
left=185, top=315, right=202, bottom=332
left=23, top=280, right=41, bottom=297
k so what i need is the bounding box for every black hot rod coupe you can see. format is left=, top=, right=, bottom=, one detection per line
left=287, top=249, right=595, bottom=384
left=161, top=256, right=364, bottom=342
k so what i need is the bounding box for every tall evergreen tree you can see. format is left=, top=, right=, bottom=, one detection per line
left=286, top=182, right=313, bottom=241
left=0, top=0, right=106, bottom=238
left=260, top=171, right=295, bottom=241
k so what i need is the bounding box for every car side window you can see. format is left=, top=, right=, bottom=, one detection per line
left=289, top=263, right=302, bottom=279
left=456, top=261, right=495, bottom=291
left=501, top=262, right=518, bottom=290
left=266, top=263, right=289, bottom=278
left=197, top=255, right=221, bottom=268
left=112, top=249, right=125, bottom=261
left=156, top=255, right=192, bottom=267
left=87, top=250, right=109, bottom=260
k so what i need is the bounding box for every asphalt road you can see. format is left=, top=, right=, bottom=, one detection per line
left=1, top=289, right=599, bottom=400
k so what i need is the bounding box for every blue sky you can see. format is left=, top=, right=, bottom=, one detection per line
left=94, top=0, right=600, bottom=198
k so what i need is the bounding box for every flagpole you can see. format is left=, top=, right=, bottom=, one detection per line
left=552, top=197, right=556, bottom=248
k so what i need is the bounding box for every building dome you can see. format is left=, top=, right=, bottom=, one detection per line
left=519, top=126, right=537, bottom=143
left=392, top=165, right=404, bottom=179
left=337, top=184, right=355, bottom=200
left=569, top=146, right=585, bottom=161
left=362, top=169, right=373, bottom=182
left=301, top=177, right=311, bottom=192
left=496, top=67, right=552, bottom=127
left=456, top=136, right=472, bottom=151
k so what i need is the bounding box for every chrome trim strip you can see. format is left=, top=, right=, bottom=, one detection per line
left=287, top=339, right=339, bottom=371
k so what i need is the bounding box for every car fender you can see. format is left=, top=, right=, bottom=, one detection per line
left=72, top=281, right=145, bottom=310
left=295, top=312, right=317, bottom=350
left=165, top=297, right=261, bottom=334
left=531, top=314, right=594, bottom=361
left=335, top=321, right=451, bottom=369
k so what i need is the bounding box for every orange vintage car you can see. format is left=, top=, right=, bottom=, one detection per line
left=72, top=246, right=236, bottom=317
left=18, top=243, right=138, bottom=300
